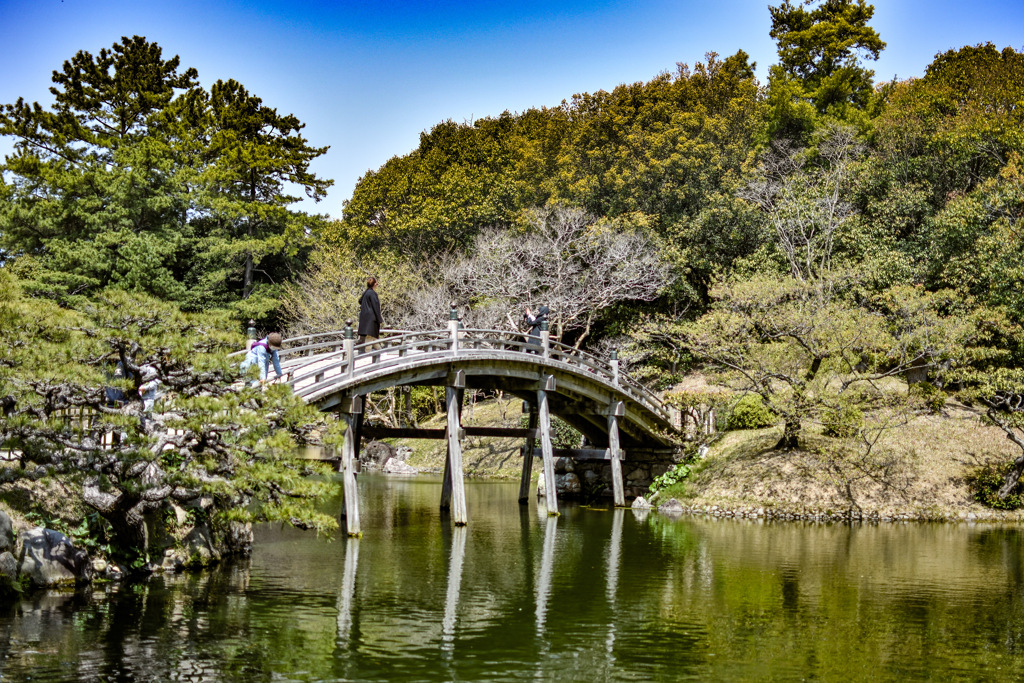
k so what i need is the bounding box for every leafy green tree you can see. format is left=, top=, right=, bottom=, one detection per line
left=685, top=126, right=967, bottom=449
left=188, top=79, right=332, bottom=317
left=0, top=271, right=335, bottom=563
left=336, top=51, right=765, bottom=317
left=859, top=44, right=1024, bottom=278
left=0, top=36, right=197, bottom=302
left=0, top=37, right=331, bottom=325
left=338, top=113, right=529, bottom=260
left=684, top=274, right=966, bottom=449
left=768, top=0, right=885, bottom=117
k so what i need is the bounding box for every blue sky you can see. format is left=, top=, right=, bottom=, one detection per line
left=1, top=0, right=1022, bottom=218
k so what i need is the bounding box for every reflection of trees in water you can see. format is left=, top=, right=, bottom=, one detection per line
left=0, top=563, right=261, bottom=680
left=632, top=518, right=1024, bottom=678
left=5, top=487, right=1024, bottom=680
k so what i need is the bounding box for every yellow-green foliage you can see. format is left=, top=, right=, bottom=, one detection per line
left=728, top=394, right=777, bottom=430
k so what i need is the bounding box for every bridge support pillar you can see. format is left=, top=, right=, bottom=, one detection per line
left=537, top=376, right=559, bottom=516
left=608, top=401, right=625, bottom=507
left=339, top=396, right=362, bottom=537
left=440, top=372, right=468, bottom=525
left=518, top=402, right=538, bottom=504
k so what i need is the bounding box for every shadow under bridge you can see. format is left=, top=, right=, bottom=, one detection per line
left=274, top=323, right=682, bottom=534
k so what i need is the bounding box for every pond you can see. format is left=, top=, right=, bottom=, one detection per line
left=1, top=473, right=1023, bottom=681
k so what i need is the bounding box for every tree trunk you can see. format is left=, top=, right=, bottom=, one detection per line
left=988, top=410, right=1024, bottom=499
left=998, top=453, right=1024, bottom=500
left=83, top=484, right=150, bottom=556
left=776, top=419, right=801, bottom=450
left=243, top=252, right=254, bottom=299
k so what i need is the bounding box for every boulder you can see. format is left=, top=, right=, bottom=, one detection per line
left=18, top=528, right=92, bottom=587
left=182, top=524, right=221, bottom=566
left=537, top=472, right=583, bottom=496
left=394, top=445, right=413, bottom=462
left=0, top=510, right=13, bottom=552
left=383, top=458, right=417, bottom=475
left=632, top=496, right=653, bottom=510
left=161, top=548, right=186, bottom=571
left=0, top=551, right=17, bottom=580
left=363, top=440, right=395, bottom=468
left=657, top=498, right=685, bottom=516
left=225, top=521, right=254, bottom=555
left=555, top=473, right=581, bottom=494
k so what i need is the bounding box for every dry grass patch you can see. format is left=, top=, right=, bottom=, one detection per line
left=396, top=394, right=527, bottom=478
left=679, top=401, right=1024, bottom=519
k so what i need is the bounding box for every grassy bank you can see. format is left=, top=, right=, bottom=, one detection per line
left=387, top=395, right=1024, bottom=521
left=656, top=401, right=1024, bottom=521
left=397, top=393, right=533, bottom=479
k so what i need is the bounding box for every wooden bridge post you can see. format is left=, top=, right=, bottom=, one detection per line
left=339, top=396, right=362, bottom=537
left=608, top=401, right=625, bottom=507
left=440, top=371, right=468, bottom=525
left=540, top=319, right=550, bottom=359
left=449, top=302, right=460, bottom=355
left=610, top=346, right=620, bottom=385
left=537, top=375, right=559, bottom=516
left=518, top=401, right=538, bottom=504
left=344, top=320, right=355, bottom=377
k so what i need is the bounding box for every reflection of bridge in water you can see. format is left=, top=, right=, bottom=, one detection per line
left=335, top=504, right=634, bottom=663
left=271, top=309, right=680, bottom=534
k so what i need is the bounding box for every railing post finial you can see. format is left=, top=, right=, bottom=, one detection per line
left=246, top=319, right=258, bottom=351
left=344, top=320, right=355, bottom=377
left=448, top=303, right=460, bottom=354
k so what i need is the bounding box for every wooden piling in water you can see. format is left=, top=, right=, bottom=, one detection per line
left=608, top=401, right=625, bottom=507
left=537, top=375, right=559, bottom=516
left=518, top=402, right=538, bottom=504
left=441, top=371, right=468, bottom=525
left=339, top=396, right=362, bottom=537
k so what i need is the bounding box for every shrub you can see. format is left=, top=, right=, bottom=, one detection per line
left=727, top=394, right=776, bottom=430
left=821, top=404, right=864, bottom=438
left=967, top=461, right=1024, bottom=510
left=649, top=463, right=691, bottom=496
left=911, top=381, right=947, bottom=414
left=518, top=415, right=583, bottom=449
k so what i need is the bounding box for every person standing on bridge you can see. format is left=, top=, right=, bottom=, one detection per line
left=524, top=305, right=549, bottom=353
left=241, top=332, right=284, bottom=383
left=358, top=276, right=384, bottom=357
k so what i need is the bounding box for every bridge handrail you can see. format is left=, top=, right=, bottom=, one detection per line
left=541, top=336, right=669, bottom=419
left=228, top=328, right=413, bottom=358
left=276, top=326, right=670, bottom=422
left=284, top=329, right=455, bottom=385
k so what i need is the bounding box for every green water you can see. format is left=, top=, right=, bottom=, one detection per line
left=2, top=474, right=1024, bottom=681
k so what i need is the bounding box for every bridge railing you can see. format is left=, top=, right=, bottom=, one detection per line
left=266, top=326, right=671, bottom=423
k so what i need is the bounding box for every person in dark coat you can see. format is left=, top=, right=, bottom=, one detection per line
left=524, top=305, right=549, bottom=353
left=357, top=277, right=383, bottom=354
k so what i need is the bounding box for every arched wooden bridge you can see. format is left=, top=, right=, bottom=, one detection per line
left=260, top=314, right=681, bottom=535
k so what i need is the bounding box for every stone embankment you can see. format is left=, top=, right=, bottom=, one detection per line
left=631, top=496, right=1024, bottom=523
left=0, top=505, right=255, bottom=594
left=0, top=510, right=98, bottom=589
